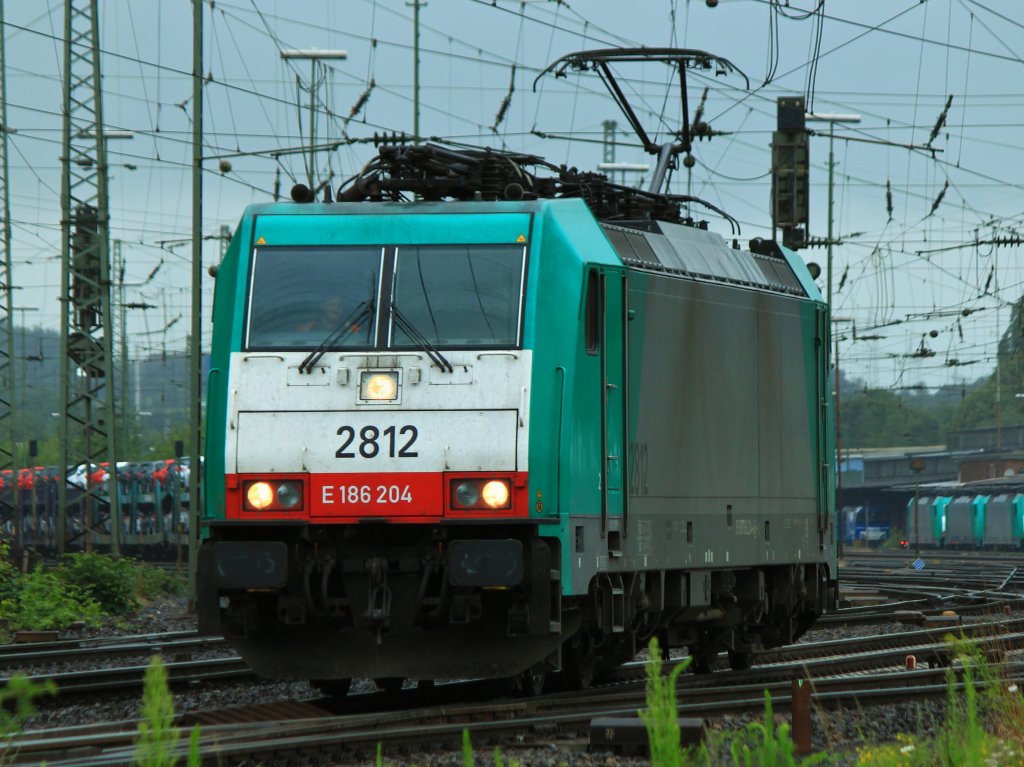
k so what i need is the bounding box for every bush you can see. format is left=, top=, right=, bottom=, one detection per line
left=61, top=553, right=140, bottom=615
left=136, top=564, right=187, bottom=600
left=60, top=555, right=186, bottom=614
left=0, top=553, right=186, bottom=637
left=0, top=565, right=104, bottom=631
left=0, top=541, right=20, bottom=605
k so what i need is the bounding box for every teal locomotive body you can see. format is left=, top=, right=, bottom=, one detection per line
left=198, top=162, right=836, bottom=689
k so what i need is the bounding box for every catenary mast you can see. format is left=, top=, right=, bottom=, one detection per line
left=0, top=3, right=17, bottom=549
left=57, top=0, right=121, bottom=554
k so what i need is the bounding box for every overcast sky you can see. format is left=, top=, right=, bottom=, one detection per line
left=6, top=0, right=1024, bottom=390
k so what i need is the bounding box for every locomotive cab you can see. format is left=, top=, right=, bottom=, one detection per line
left=199, top=205, right=572, bottom=682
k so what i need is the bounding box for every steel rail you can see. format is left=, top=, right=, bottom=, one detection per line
left=0, top=630, right=201, bottom=657
left=2, top=655, right=253, bottom=698
left=0, top=634, right=225, bottom=671
left=22, top=664, right=1024, bottom=767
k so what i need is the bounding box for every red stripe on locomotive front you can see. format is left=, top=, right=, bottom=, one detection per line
left=224, top=471, right=529, bottom=522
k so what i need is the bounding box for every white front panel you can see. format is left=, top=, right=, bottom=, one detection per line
left=225, top=350, right=532, bottom=474
left=236, top=409, right=518, bottom=473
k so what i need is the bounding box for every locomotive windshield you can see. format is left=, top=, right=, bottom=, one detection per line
left=391, top=244, right=525, bottom=348
left=245, top=243, right=525, bottom=350
left=246, top=246, right=380, bottom=350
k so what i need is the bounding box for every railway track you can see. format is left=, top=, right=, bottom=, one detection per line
left=10, top=615, right=1024, bottom=765
left=8, top=612, right=1020, bottom=700
left=0, top=630, right=226, bottom=672
left=9, top=552, right=1024, bottom=762
left=14, top=659, right=1023, bottom=766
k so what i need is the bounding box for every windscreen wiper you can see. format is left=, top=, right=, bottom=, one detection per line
left=391, top=305, right=454, bottom=373
left=298, top=300, right=374, bottom=374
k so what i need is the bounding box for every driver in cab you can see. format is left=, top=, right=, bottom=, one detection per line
left=298, top=295, right=344, bottom=333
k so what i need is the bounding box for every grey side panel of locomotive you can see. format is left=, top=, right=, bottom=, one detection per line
left=628, top=278, right=818, bottom=562
left=569, top=278, right=824, bottom=592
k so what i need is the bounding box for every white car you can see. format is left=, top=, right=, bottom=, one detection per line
left=66, top=462, right=109, bottom=491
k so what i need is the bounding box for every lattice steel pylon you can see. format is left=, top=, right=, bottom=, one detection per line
left=0, top=3, right=16, bottom=550
left=57, top=0, right=121, bottom=555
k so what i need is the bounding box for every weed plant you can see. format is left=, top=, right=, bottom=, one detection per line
left=0, top=675, right=56, bottom=765
left=640, top=636, right=694, bottom=766
left=133, top=655, right=200, bottom=767
left=723, top=690, right=831, bottom=767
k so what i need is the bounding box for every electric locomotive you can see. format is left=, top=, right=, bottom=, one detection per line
left=197, top=50, right=837, bottom=691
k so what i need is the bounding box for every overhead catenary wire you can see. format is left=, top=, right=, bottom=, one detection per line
left=3, top=2, right=1024, bottom=392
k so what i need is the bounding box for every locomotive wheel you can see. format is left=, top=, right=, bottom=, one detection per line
left=375, top=677, right=405, bottom=693
left=562, top=632, right=596, bottom=690
left=510, top=666, right=547, bottom=696
left=689, top=648, right=717, bottom=675
left=728, top=650, right=754, bottom=671
left=311, top=678, right=352, bottom=697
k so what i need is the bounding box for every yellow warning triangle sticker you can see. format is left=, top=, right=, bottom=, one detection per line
left=515, top=234, right=527, bottom=243
left=255, top=236, right=267, bottom=245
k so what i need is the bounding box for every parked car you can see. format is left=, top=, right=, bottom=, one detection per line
left=67, top=462, right=108, bottom=490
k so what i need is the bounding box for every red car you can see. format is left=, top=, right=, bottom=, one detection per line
left=16, top=467, right=36, bottom=490
left=151, top=458, right=177, bottom=486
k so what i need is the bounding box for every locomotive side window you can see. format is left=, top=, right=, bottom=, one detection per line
left=391, top=244, right=526, bottom=348
left=584, top=268, right=599, bottom=355
left=246, top=246, right=381, bottom=350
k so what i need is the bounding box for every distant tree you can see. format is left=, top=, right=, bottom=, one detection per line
left=10, top=325, right=194, bottom=466
left=840, top=387, right=944, bottom=448
left=950, top=296, right=1024, bottom=431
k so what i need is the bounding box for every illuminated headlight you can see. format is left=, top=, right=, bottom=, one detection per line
left=360, top=371, right=399, bottom=401
left=246, top=482, right=274, bottom=510
left=481, top=480, right=510, bottom=508
left=450, top=478, right=512, bottom=510
left=243, top=480, right=304, bottom=511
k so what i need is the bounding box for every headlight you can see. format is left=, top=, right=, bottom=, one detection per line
left=481, top=480, right=510, bottom=508
left=276, top=482, right=302, bottom=508
left=454, top=482, right=480, bottom=508
left=243, top=480, right=304, bottom=511
left=246, top=481, right=274, bottom=510
left=360, top=371, right=399, bottom=401
left=450, top=478, right=511, bottom=510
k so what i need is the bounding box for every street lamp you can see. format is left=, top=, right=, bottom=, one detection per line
left=280, top=49, right=348, bottom=189
left=805, top=113, right=861, bottom=310
left=909, top=458, right=926, bottom=557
